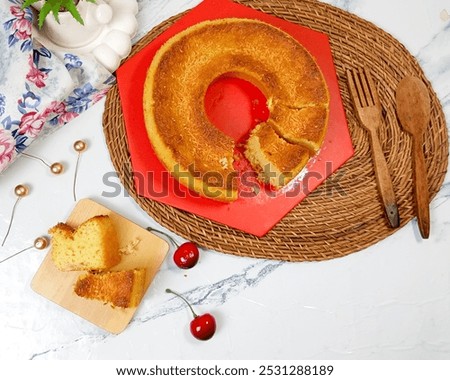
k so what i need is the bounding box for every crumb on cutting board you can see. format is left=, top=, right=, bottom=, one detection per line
left=119, top=238, right=141, bottom=255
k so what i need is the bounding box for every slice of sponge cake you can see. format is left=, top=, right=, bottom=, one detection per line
left=49, top=215, right=121, bottom=271
left=74, top=268, right=146, bottom=308
left=245, top=123, right=310, bottom=189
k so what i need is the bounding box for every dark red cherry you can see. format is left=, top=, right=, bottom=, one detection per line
left=166, top=289, right=216, bottom=341
left=173, top=242, right=199, bottom=269
left=147, top=228, right=200, bottom=269
left=190, top=313, right=216, bottom=341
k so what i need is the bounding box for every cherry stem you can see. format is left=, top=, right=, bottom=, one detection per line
left=147, top=227, right=179, bottom=248
left=166, top=288, right=198, bottom=318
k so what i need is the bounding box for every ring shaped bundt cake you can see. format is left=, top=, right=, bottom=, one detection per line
left=143, top=18, right=330, bottom=202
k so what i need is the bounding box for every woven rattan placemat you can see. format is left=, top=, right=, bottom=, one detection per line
left=103, top=0, right=448, bottom=262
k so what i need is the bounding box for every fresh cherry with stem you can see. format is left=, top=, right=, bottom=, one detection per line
left=166, top=288, right=216, bottom=341
left=147, top=227, right=199, bottom=269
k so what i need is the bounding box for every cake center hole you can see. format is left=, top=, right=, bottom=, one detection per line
left=204, top=76, right=269, bottom=143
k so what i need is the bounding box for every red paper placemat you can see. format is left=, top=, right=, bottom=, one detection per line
left=116, top=0, right=354, bottom=237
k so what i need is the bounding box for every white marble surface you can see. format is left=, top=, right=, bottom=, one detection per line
left=1, top=0, right=449, bottom=360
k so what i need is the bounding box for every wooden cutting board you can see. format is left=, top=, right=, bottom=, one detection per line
left=31, top=199, right=169, bottom=334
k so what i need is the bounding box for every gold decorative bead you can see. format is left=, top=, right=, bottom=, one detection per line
left=33, top=237, right=49, bottom=250
left=50, top=162, right=64, bottom=175
left=14, top=184, right=29, bottom=197
left=74, top=140, right=87, bottom=152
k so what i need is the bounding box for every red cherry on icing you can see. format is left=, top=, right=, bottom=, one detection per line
left=166, top=289, right=216, bottom=341
left=173, top=242, right=199, bottom=269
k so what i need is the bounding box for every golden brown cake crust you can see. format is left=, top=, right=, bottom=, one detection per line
left=74, top=268, right=146, bottom=308
left=49, top=222, right=75, bottom=234
left=143, top=18, right=330, bottom=201
left=269, top=104, right=330, bottom=152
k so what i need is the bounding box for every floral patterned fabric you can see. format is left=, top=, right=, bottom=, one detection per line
left=0, top=0, right=115, bottom=173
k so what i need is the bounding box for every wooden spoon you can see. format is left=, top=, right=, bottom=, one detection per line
left=396, top=76, right=432, bottom=239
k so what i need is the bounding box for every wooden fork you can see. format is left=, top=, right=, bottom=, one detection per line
left=347, top=68, right=400, bottom=228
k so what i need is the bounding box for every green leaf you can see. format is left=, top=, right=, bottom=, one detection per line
left=29, top=0, right=97, bottom=28
left=64, top=0, right=84, bottom=25
left=50, top=3, right=61, bottom=24
left=38, top=2, right=53, bottom=29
